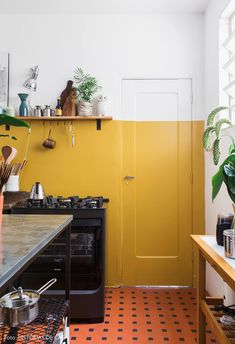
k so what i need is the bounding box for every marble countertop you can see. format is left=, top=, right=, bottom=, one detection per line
left=0, top=214, right=72, bottom=291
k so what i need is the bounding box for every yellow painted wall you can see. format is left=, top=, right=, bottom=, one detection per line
left=0, top=119, right=204, bottom=286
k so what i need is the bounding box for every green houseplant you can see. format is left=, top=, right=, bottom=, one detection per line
left=73, top=68, right=101, bottom=116
left=0, top=114, right=30, bottom=140
left=203, top=106, right=235, bottom=203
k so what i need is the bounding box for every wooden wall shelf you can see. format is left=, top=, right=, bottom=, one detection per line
left=15, top=116, right=113, bottom=130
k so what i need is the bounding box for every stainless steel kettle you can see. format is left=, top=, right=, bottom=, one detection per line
left=29, top=182, right=45, bottom=200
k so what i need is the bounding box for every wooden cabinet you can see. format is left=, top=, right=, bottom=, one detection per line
left=192, top=235, right=235, bottom=344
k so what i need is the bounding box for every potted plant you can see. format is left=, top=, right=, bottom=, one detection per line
left=0, top=114, right=30, bottom=140
left=0, top=114, right=30, bottom=223
left=73, top=68, right=101, bottom=116
left=203, top=106, right=235, bottom=216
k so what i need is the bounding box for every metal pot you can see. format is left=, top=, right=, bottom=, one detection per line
left=43, top=105, right=55, bottom=117
left=33, top=105, right=42, bottom=117
left=224, top=229, right=235, bottom=259
left=0, top=278, right=57, bottom=327
left=30, top=182, right=45, bottom=200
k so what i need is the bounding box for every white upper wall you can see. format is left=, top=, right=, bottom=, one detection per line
left=0, top=13, right=204, bottom=120
left=204, top=0, right=232, bottom=236
left=0, top=0, right=210, bottom=14
left=204, top=0, right=232, bottom=297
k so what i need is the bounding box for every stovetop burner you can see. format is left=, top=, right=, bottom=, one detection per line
left=27, top=196, right=108, bottom=209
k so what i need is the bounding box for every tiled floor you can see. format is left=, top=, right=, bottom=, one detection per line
left=70, top=287, right=218, bottom=343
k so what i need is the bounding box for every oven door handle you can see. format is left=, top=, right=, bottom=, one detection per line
left=53, top=258, right=64, bottom=263
left=72, top=219, right=102, bottom=227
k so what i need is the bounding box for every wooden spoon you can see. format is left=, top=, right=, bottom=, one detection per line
left=1, top=146, right=12, bottom=162
left=2, top=146, right=17, bottom=164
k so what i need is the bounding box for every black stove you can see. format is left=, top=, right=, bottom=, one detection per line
left=27, top=196, right=109, bottom=210
left=12, top=195, right=109, bottom=323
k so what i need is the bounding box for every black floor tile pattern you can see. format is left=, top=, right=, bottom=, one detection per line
left=70, top=287, right=218, bottom=343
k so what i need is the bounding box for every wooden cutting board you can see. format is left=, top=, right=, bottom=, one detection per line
left=62, top=88, right=77, bottom=116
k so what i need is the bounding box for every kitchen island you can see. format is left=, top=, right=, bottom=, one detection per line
left=0, top=214, right=72, bottom=344
left=0, top=214, right=72, bottom=293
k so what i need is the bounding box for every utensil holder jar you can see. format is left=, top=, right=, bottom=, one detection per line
left=5, top=175, right=19, bottom=192
left=224, top=229, right=235, bottom=259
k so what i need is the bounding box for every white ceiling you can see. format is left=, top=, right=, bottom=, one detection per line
left=0, top=0, right=211, bottom=14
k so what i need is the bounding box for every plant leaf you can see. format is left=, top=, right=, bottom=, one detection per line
left=229, top=144, right=235, bottom=154
left=207, top=106, right=229, bottom=126
left=224, top=173, right=235, bottom=201
left=0, top=115, right=30, bottom=128
left=202, top=126, right=215, bottom=150
left=227, top=190, right=235, bottom=203
left=74, top=67, right=101, bottom=102
left=224, top=163, right=235, bottom=177
left=212, top=153, right=235, bottom=201
left=213, top=138, right=221, bottom=165
left=215, top=118, right=232, bottom=138
left=223, top=163, right=235, bottom=195
left=228, top=181, right=235, bottom=194
left=212, top=169, right=224, bottom=201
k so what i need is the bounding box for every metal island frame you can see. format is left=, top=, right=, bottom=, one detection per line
left=0, top=214, right=72, bottom=344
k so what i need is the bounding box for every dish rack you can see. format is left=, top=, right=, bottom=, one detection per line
left=0, top=298, right=69, bottom=344
left=202, top=298, right=235, bottom=343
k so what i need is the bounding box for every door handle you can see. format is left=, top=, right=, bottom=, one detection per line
left=124, top=176, right=135, bottom=180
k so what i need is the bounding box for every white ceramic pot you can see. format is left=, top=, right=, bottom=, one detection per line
left=5, top=175, right=19, bottom=192
left=78, top=101, right=93, bottom=117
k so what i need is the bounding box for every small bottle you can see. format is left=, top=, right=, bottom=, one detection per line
left=56, top=97, right=62, bottom=116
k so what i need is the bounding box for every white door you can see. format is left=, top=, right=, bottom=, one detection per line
left=122, top=79, right=193, bottom=285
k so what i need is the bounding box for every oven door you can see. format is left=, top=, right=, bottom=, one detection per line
left=19, top=218, right=103, bottom=291
left=70, top=219, right=102, bottom=290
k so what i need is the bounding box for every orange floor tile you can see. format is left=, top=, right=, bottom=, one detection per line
left=70, top=287, right=217, bottom=343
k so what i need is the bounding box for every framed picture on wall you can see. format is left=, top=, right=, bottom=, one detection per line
left=0, top=52, right=9, bottom=108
